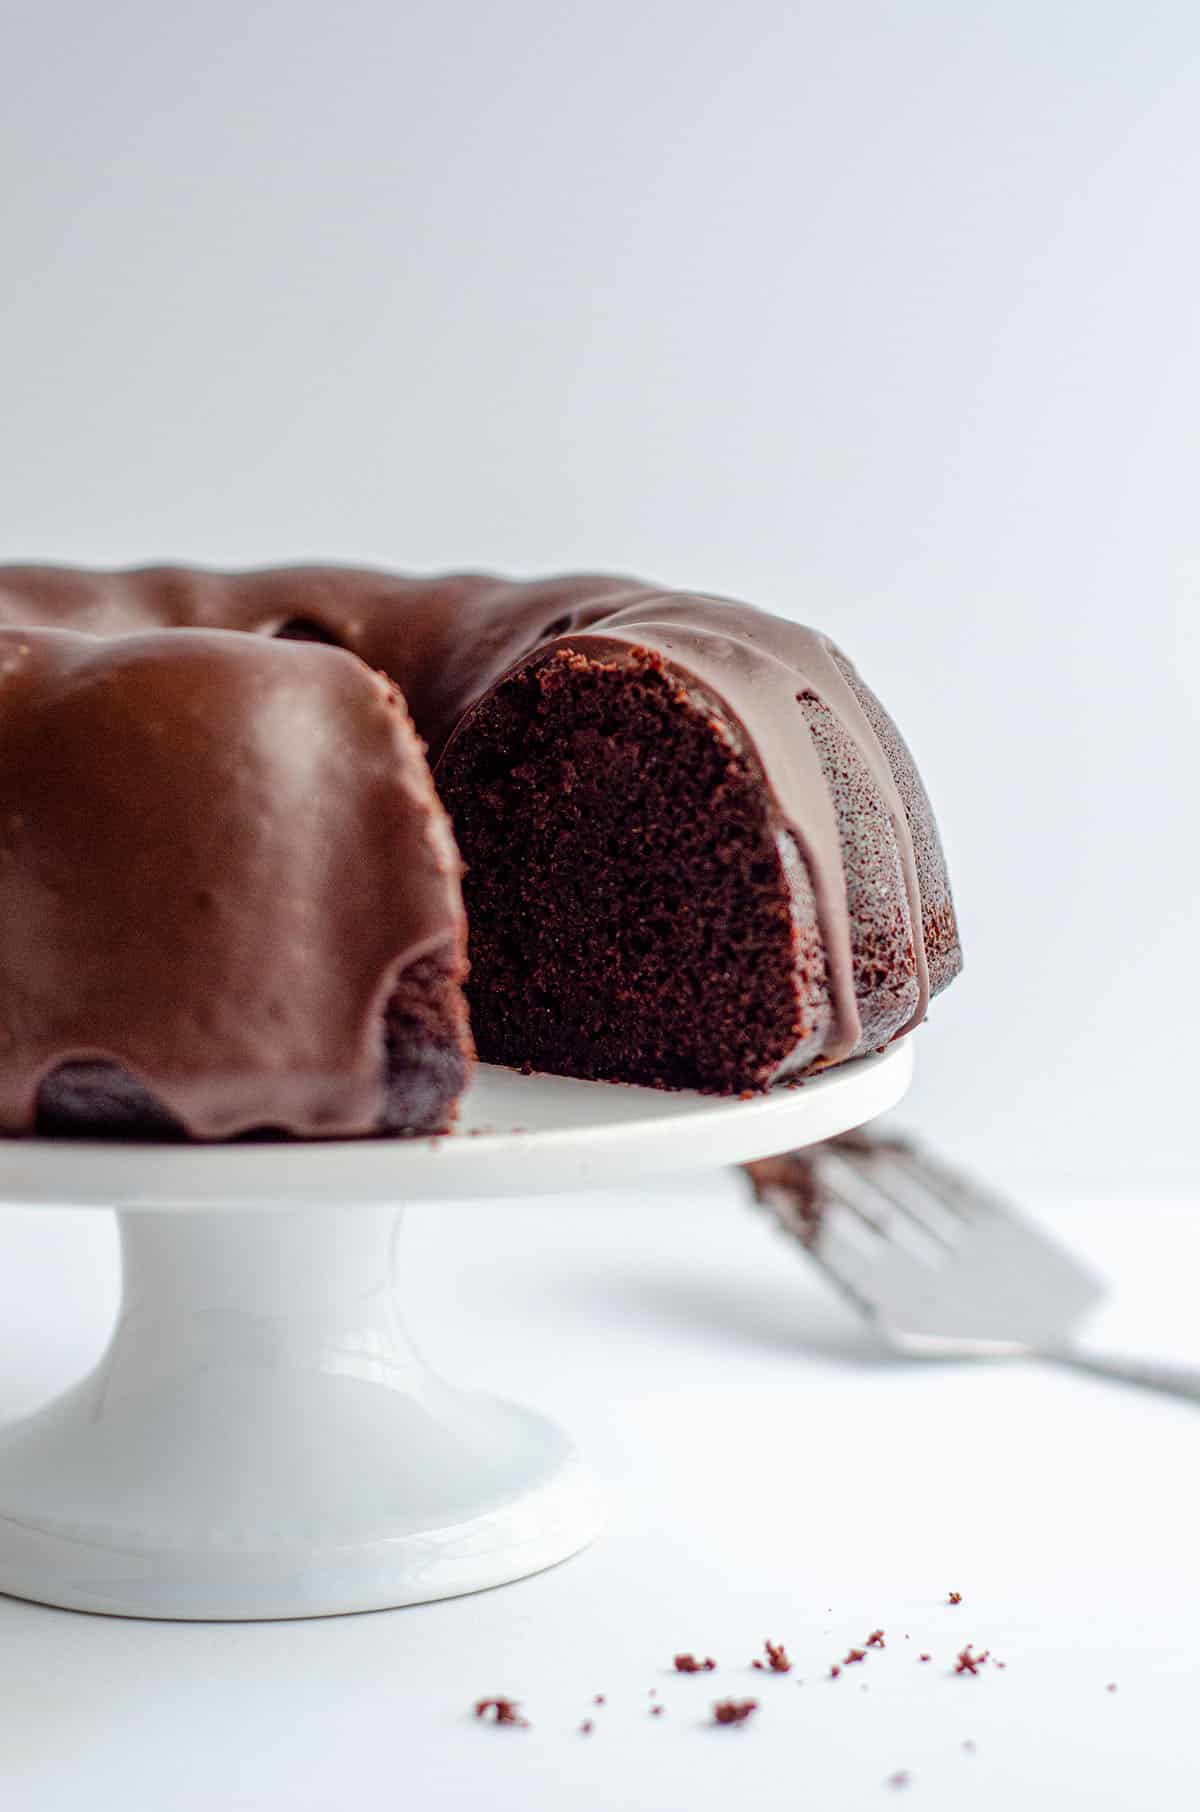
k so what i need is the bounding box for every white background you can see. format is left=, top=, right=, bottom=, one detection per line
left=1, top=0, right=1197, bottom=1189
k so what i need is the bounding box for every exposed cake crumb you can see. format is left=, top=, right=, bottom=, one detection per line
left=751, top=1640, right=791, bottom=1674
left=474, top=1698, right=528, bottom=1727
left=918, top=1654, right=931, bottom=1664
left=830, top=1665, right=842, bottom=1679
left=844, top=1648, right=867, bottom=1665
left=866, top=1630, right=886, bottom=1648
left=712, top=1698, right=758, bottom=1726
left=954, top=1646, right=989, bottom=1676
left=674, top=1653, right=717, bottom=1673
left=650, top=1704, right=664, bottom=1717
left=579, top=1719, right=594, bottom=1736
left=947, top=1592, right=962, bottom=1605
left=593, top=1694, right=606, bottom=1705
left=1106, top=1682, right=1118, bottom=1693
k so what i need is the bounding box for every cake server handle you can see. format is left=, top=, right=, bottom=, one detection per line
left=1037, top=1345, right=1200, bottom=1405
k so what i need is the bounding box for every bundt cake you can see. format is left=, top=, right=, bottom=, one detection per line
left=0, top=566, right=961, bottom=1135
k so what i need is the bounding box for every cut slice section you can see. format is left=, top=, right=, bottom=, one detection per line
left=437, top=643, right=829, bottom=1092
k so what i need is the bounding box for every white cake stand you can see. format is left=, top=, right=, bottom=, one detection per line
left=0, top=1045, right=912, bottom=1621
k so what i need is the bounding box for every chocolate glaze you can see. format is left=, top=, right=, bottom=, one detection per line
left=0, top=566, right=640, bottom=760
left=0, top=627, right=464, bottom=1138
left=0, top=565, right=961, bottom=1107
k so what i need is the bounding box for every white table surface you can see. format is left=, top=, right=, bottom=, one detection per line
left=1, top=1162, right=1197, bottom=1810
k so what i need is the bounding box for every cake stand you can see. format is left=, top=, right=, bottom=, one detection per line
left=0, top=1045, right=912, bottom=1621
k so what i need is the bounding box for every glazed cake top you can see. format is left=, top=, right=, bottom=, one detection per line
left=0, top=624, right=463, bottom=1137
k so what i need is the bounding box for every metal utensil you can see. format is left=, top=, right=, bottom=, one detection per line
left=746, top=1130, right=1200, bottom=1404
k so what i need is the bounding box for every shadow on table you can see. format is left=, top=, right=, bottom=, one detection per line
left=548, top=1261, right=929, bottom=1371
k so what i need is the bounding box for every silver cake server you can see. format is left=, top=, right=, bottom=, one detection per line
left=746, top=1130, right=1200, bottom=1404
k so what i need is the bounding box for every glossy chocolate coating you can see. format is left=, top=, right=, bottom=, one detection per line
left=0, top=626, right=463, bottom=1137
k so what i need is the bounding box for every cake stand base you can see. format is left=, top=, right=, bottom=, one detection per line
left=0, top=1205, right=602, bottom=1620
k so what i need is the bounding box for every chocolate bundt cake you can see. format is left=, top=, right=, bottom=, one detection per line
left=0, top=567, right=961, bottom=1134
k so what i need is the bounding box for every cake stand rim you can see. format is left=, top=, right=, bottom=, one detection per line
left=0, top=1042, right=914, bottom=1208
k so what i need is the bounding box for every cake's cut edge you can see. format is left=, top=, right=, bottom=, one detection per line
left=437, top=641, right=825, bottom=1093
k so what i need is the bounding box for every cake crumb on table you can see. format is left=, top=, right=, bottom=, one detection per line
left=711, top=1699, right=758, bottom=1726
left=947, top=1591, right=962, bottom=1605
left=674, top=1653, right=717, bottom=1673
left=751, top=1640, right=791, bottom=1673
left=474, top=1698, right=528, bottom=1727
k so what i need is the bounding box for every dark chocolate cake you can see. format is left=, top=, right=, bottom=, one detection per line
left=0, top=567, right=961, bottom=1137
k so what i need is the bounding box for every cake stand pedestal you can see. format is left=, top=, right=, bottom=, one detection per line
left=0, top=1047, right=912, bottom=1621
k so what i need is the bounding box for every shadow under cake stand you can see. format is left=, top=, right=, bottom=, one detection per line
left=0, top=1045, right=912, bottom=1621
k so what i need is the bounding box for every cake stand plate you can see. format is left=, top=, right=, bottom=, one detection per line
left=0, top=1045, right=911, bottom=1621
